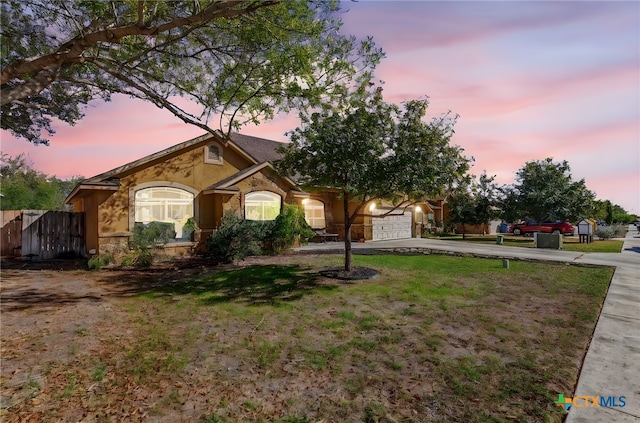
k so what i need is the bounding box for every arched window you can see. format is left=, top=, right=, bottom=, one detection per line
left=245, top=191, right=281, bottom=221
left=135, top=187, right=194, bottom=241
left=303, top=199, right=326, bottom=229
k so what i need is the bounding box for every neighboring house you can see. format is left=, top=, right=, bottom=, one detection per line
left=66, top=132, right=448, bottom=256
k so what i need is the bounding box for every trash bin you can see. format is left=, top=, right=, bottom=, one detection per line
left=499, top=223, right=509, bottom=233
left=496, top=234, right=504, bottom=245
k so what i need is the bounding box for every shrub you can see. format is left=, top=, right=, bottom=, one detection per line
left=269, top=204, right=315, bottom=253
left=595, top=226, right=614, bottom=240
left=181, top=217, right=199, bottom=241
left=125, top=221, right=174, bottom=267
left=207, top=213, right=273, bottom=263
left=595, top=224, right=627, bottom=240
left=131, top=221, right=175, bottom=248
left=87, top=254, right=110, bottom=270
left=611, top=224, right=627, bottom=238
left=207, top=205, right=316, bottom=263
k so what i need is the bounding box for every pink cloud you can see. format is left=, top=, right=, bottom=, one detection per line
left=1, top=1, right=637, bottom=214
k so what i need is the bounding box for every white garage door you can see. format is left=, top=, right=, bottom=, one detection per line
left=372, top=209, right=412, bottom=241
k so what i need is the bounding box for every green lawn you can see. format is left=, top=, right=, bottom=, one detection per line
left=7, top=254, right=613, bottom=422
left=441, top=234, right=624, bottom=253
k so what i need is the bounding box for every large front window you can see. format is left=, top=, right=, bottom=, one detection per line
left=303, top=199, right=326, bottom=229
left=135, top=187, right=194, bottom=240
left=245, top=191, right=281, bottom=221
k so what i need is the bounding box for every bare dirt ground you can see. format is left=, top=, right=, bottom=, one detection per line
left=1, top=257, right=220, bottom=421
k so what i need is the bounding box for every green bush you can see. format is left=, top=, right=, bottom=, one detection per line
left=595, top=227, right=614, bottom=240
left=125, top=221, right=174, bottom=267
left=269, top=204, right=315, bottom=253
left=595, top=224, right=627, bottom=240
left=611, top=224, right=627, bottom=237
left=132, top=221, right=175, bottom=248
left=181, top=217, right=199, bottom=241
left=207, top=204, right=316, bottom=263
left=207, top=213, right=273, bottom=263
left=87, top=254, right=110, bottom=270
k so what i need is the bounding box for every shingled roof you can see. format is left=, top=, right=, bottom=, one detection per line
left=229, top=133, right=286, bottom=163
left=65, top=131, right=291, bottom=203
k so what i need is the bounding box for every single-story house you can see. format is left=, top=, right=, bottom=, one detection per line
left=65, top=132, right=448, bottom=256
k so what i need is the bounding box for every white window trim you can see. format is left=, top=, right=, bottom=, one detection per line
left=204, top=142, right=223, bottom=165
left=128, top=182, right=199, bottom=238
left=244, top=191, right=282, bottom=221
left=303, top=199, right=326, bottom=229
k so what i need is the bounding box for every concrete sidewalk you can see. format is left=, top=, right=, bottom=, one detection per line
left=296, top=225, right=640, bottom=422
left=566, top=226, right=640, bottom=423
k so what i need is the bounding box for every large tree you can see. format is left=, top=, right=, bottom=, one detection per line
left=505, top=158, right=595, bottom=225
left=1, top=0, right=382, bottom=144
left=276, top=85, right=470, bottom=272
left=0, top=153, right=83, bottom=210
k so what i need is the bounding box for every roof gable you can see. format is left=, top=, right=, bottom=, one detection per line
left=84, top=131, right=286, bottom=184
left=203, top=162, right=301, bottom=195
left=66, top=131, right=293, bottom=203
left=84, top=132, right=219, bottom=183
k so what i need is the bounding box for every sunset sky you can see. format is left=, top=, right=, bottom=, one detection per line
left=2, top=1, right=639, bottom=214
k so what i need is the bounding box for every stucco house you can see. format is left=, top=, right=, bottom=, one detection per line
left=66, top=132, right=446, bottom=256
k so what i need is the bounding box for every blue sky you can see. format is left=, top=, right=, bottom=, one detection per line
left=2, top=1, right=639, bottom=213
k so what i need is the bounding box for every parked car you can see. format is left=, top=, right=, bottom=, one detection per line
left=508, top=221, right=575, bottom=236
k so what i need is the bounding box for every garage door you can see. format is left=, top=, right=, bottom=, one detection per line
left=372, top=209, right=412, bottom=241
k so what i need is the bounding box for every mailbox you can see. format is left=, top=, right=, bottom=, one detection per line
left=578, top=219, right=593, bottom=243
left=578, top=220, right=593, bottom=235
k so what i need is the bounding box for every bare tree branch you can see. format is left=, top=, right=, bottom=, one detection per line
left=1, top=64, right=62, bottom=105
left=90, top=59, right=217, bottom=136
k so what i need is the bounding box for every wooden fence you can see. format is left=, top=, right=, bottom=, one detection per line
left=1, top=210, right=85, bottom=260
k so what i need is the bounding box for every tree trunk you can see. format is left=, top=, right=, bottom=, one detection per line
left=462, top=223, right=466, bottom=240
left=343, top=193, right=352, bottom=272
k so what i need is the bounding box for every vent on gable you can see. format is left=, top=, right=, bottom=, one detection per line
left=205, top=143, right=223, bottom=165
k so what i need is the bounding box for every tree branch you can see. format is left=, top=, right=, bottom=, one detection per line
left=90, top=60, right=216, bottom=135
left=1, top=1, right=280, bottom=88
left=1, top=64, right=61, bottom=106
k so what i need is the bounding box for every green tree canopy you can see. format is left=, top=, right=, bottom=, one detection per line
left=448, top=171, right=501, bottom=238
left=0, top=153, right=83, bottom=210
left=447, top=181, right=477, bottom=239
left=591, top=200, right=635, bottom=224
left=276, top=85, right=470, bottom=271
left=505, top=158, right=595, bottom=224
left=1, top=0, right=383, bottom=144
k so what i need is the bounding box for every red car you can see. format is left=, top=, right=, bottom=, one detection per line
left=508, top=221, right=575, bottom=236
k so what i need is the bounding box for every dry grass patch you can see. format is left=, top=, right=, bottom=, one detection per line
left=1, top=254, right=612, bottom=422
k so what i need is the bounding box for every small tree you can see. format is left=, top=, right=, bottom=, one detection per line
left=606, top=201, right=614, bottom=225
left=499, top=185, right=521, bottom=224
left=447, top=183, right=477, bottom=239
left=472, top=172, right=501, bottom=234
left=277, top=85, right=470, bottom=272
left=448, top=172, right=501, bottom=238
